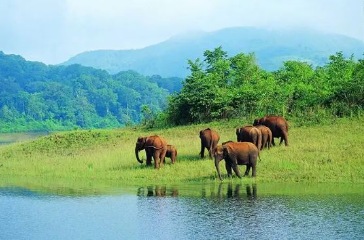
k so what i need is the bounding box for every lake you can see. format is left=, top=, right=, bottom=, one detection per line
left=0, top=183, right=363, bottom=239
left=0, top=132, right=50, bottom=145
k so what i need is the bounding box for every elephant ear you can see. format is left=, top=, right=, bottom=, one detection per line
left=141, top=137, right=150, bottom=148
left=137, top=137, right=144, bottom=144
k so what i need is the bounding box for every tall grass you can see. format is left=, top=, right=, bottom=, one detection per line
left=0, top=117, right=363, bottom=190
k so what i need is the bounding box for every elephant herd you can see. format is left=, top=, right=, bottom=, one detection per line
left=135, top=136, right=177, bottom=169
left=134, top=115, right=288, bottom=180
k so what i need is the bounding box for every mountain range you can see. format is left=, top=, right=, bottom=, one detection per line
left=62, top=27, right=364, bottom=78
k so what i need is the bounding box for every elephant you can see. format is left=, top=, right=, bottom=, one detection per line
left=199, top=128, right=220, bottom=159
left=213, top=141, right=259, bottom=181
left=236, top=125, right=262, bottom=150
left=255, top=125, right=272, bottom=150
left=253, top=115, right=289, bottom=146
left=135, top=135, right=167, bottom=169
left=165, top=144, right=177, bottom=164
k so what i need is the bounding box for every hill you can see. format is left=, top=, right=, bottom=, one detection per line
left=0, top=51, right=181, bottom=132
left=62, top=27, right=364, bottom=77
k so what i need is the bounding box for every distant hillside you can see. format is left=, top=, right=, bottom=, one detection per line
left=62, top=27, right=364, bottom=77
left=0, top=51, right=181, bottom=132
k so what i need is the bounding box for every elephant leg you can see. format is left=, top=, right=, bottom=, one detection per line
left=171, top=154, right=176, bottom=164
left=208, top=147, right=213, bottom=159
left=225, top=161, right=233, bottom=178
left=160, top=149, right=167, bottom=167
left=209, top=142, right=218, bottom=159
left=282, top=131, right=288, bottom=146
left=244, top=165, right=251, bottom=176
left=200, top=141, right=205, bottom=158
left=146, top=149, right=153, bottom=166
left=153, top=151, right=161, bottom=169
left=264, top=135, right=269, bottom=149
left=260, top=139, right=265, bottom=150
left=251, top=165, right=257, bottom=177
left=231, top=161, right=242, bottom=178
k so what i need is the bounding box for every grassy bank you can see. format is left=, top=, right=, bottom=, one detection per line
left=0, top=117, right=363, bottom=189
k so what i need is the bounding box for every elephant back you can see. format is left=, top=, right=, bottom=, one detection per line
left=200, top=128, right=220, bottom=145
left=145, top=135, right=167, bottom=150
left=256, top=116, right=288, bottom=136
left=237, top=126, right=261, bottom=149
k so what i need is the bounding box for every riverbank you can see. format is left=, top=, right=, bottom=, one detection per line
left=0, top=117, right=363, bottom=189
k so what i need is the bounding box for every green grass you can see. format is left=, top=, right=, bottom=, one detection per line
left=0, top=117, right=363, bottom=192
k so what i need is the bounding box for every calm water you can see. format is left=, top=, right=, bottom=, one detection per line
left=0, top=183, right=363, bottom=240
left=0, top=132, right=49, bottom=145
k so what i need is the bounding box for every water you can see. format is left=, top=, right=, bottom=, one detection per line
left=0, top=183, right=363, bottom=240
left=0, top=132, right=49, bottom=145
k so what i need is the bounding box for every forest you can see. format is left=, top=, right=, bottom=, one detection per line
left=163, top=47, right=363, bottom=127
left=0, top=47, right=363, bottom=132
left=0, top=51, right=181, bottom=132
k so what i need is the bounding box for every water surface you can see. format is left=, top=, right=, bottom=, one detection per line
left=1, top=183, right=363, bottom=239
left=0, top=132, right=49, bottom=145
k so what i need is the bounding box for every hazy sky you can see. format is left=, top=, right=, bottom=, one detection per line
left=1, top=0, right=363, bottom=64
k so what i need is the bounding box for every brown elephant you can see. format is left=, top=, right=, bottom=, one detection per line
left=213, top=141, right=259, bottom=181
left=199, top=128, right=220, bottom=159
left=135, top=135, right=167, bottom=169
left=255, top=125, right=272, bottom=150
left=253, top=115, right=288, bottom=146
left=236, top=125, right=262, bottom=150
left=165, top=144, right=177, bottom=164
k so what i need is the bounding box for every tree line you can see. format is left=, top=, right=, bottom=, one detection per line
left=1, top=47, right=363, bottom=132
left=0, top=52, right=181, bottom=132
left=162, top=47, right=363, bottom=127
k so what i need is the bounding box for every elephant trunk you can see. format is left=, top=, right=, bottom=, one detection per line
left=215, top=157, right=222, bottom=181
left=135, top=148, right=143, bottom=164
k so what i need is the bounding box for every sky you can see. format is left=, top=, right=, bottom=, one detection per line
left=1, top=0, right=363, bottom=64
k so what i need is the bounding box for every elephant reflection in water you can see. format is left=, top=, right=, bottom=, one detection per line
left=216, top=183, right=257, bottom=199
left=137, top=186, right=178, bottom=197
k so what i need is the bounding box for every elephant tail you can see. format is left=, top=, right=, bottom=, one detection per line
left=258, top=151, right=262, bottom=162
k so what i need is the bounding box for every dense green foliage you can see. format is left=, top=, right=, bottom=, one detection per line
left=166, top=47, right=364, bottom=125
left=1, top=41, right=363, bottom=131
left=64, top=27, right=364, bottom=77
left=0, top=52, right=182, bottom=132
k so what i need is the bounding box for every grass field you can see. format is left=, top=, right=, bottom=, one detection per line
left=0, top=117, right=363, bottom=191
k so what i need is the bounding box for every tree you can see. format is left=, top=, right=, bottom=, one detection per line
left=274, top=61, right=315, bottom=113
left=230, top=52, right=260, bottom=87
left=204, top=46, right=230, bottom=86
left=333, top=58, right=364, bottom=115
left=323, top=52, right=357, bottom=116
left=0, top=52, right=172, bottom=131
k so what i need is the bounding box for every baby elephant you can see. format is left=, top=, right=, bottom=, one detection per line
left=165, top=144, right=177, bottom=164
left=213, top=141, right=259, bottom=181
